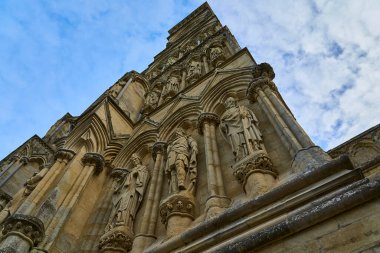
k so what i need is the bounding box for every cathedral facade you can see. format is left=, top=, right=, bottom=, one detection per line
left=0, top=3, right=379, bottom=253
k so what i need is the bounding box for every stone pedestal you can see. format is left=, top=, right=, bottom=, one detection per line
left=233, top=151, right=277, bottom=199
left=291, top=146, right=332, bottom=174
left=159, top=192, right=195, bottom=238
left=205, top=195, right=230, bottom=219
left=98, top=226, right=134, bottom=253
left=0, top=214, right=44, bottom=253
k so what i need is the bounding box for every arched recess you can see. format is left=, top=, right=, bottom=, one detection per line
left=113, top=129, right=159, bottom=168
left=201, top=70, right=253, bottom=114
left=158, top=103, right=202, bottom=141
left=118, top=73, right=150, bottom=123
left=348, top=139, right=380, bottom=166
left=65, top=114, right=109, bottom=154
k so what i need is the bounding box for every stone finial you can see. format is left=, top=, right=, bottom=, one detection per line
left=2, top=214, right=45, bottom=247
left=152, top=141, right=167, bottom=161
left=197, top=112, right=220, bottom=135
left=55, top=149, right=76, bottom=163
left=81, top=153, right=105, bottom=174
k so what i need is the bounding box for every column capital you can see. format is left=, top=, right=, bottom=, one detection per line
left=247, top=77, right=278, bottom=102
left=152, top=141, right=167, bottom=161
left=55, top=149, right=76, bottom=163
left=2, top=214, right=45, bottom=247
left=197, top=112, right=220, bottom=135
left=81, top=153, right=105, bottom=174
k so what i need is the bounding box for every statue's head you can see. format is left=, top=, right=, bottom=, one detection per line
left=131, top=153, right=141, bottom=166
left=224, top=97, right=236, bottom=109
left=174, top=127, right=186, bottom=138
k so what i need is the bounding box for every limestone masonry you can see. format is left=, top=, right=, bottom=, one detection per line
left=0, top=3, right=379, bottom=253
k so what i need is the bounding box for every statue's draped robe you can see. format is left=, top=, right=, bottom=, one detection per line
left=108, top=165, right=149, bottom=230
left=220, top=105, right=263, bottom=160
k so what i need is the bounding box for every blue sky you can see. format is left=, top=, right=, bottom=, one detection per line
left=1, top=0, right=380, bottom=159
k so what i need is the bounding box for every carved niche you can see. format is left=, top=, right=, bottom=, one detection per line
left=220, top=97, right=277, bottom=198
left=161, top=75, right=180, bottom=102
left=99, top=154, right=150, bottom=253
left=186, top=59, right=202, bottom=84
left=141, top=89, right=160, bottom=115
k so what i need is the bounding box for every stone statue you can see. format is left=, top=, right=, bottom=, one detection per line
left=220, top=97, right=265, bottom=161
left=24, top=167, right=49, bottom=196
left=210, top=46, right=223, bottom=62
left=165, top=128, right=198, bottom=195
left=105, top=154, right=149, bottom=231
left=161, top=76, right=180, bottom=102
left=187, top=61, right=202, bottom=79
left=142, top=90, right=159, bottom=114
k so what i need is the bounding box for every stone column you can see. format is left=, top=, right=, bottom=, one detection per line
left=180, top=69, right=187, bottom=90
left=202, top=54, right=209, bottom=73
left=247, top=63, right=331, bottom=173
left=0, top=214, right=44, bottom=253
left=133, top=142, right=166, bottom=253
left=198, top=113, right=230, bottom=218
left=16, top=149, right=76, bottom=215
left=40, top=152, right=104, bottom=251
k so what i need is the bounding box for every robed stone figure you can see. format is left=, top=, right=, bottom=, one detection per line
left=220, top=97, right=265, bottom=161
left=165, top=128, right=198, bottom=195
left=106, top=154, right=149, bottom=232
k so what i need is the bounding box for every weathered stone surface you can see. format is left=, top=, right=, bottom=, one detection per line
left=0, top=3, right=379, bottom=253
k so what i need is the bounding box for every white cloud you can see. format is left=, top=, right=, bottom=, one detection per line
left=0, top=0, right=379, bottom=159
left=209, top=0, right=380, bottom=149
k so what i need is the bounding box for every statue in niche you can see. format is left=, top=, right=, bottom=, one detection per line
left=142, top=90, right=160, bottom=114
left=161, top=76, right=180, bottom=101
left=187, top=61, right=202, bottom=79
left=165, top=128, right=198, bottom=195
left=210, top=46, right=225, bottom=67
left=105, top=154, right=149, bottom=231
left=220, top=97, right=265, bottom=161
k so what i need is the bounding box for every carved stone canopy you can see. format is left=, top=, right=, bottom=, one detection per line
left=54, top=149, right=76, bottom=163
left=197, top=112, right=220, bottom=135
left=81, top=153, right=105, bottom=174
left=2, top=214, right=45, bottom=247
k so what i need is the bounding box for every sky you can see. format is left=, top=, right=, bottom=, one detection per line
left=0, top=0, right=379, bottom=159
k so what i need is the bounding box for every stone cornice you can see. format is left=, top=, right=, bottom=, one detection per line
left=81, top=153, right=105, bottom=174
left=197, top=112, right=220, bottom=135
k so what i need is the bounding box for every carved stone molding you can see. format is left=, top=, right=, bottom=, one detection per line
left=159, top=192, right=195, bottom=225
left=152, top=141, right=167, bottom=161
left=2, top=214, right=45, bottom=247
left=232, top=151, right=276, bottom=186
left=98, top=227, right=134, bottom=253
left=197, top=112, right=220, bottom=135
left=81, top=153, right=105, bottom=174
left=54, top=149, right=76, bottom=163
